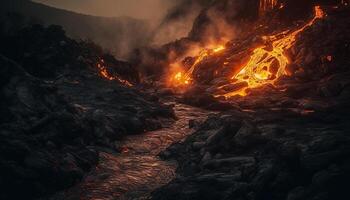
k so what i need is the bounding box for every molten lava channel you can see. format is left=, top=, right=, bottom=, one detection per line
left=97, top=59, right=133, bottom=87
left=222, top=6, right=325, bottom=97
left=170, top=6, right=324, bottom=98
left=170, top=45, right=225, bottom=86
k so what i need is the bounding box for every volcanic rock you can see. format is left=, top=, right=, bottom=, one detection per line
left=153, top=6, right=350, bottom=195
left=0, top=24, right=174, bottom=200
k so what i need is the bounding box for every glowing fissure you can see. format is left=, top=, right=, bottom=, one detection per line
left=222, top=6, right=325, bottom=97
left=169, top=6, right=324, bottom=97
left=97, top=59, right=133, bottom=87
left=171, top=45, right=225, bottom=86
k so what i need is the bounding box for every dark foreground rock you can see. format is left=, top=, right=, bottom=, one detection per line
left=153, top=95, right=350, bottom=200
left=0, top=25, right=174, bottom=200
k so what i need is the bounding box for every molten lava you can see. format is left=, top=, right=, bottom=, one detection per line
left=222, top=6, right=325, bottom=97
left=170, top=45, right=225, bottom=86
left=97, top=59, right=133, bottom=87
left=168, top=6, right=325, bottom=98
left=172, top=71, right=190, bottom=85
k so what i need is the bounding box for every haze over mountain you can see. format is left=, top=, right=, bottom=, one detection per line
left=0, top=0, right=161, bottom=59
left=0, top=0, right=154, bottom=57
left=31, top=0, right=215, bottom=45
left=32, top=0, right=174, bottom=23
left=1, top=0, right=212, bottom=59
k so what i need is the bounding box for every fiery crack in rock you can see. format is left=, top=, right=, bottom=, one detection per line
left=97, top=59, right=133, bottom=87
left=170, top=45, right=225, bottom=87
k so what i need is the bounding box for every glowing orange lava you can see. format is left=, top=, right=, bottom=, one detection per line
left=170, top=45, right=225, bottom=86
left=97, top=59, right=133, bottom=87
left=222, top=6, right=325, bottom=97
left=172, top=71, right=190, bottom=85
left=213, top=45, right=225, bottom=52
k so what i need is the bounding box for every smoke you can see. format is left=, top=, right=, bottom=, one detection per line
left=28, top=0, right=253, bottom=65
left=30, top=0, right=188, bottom=58
left=33, top=0, right=214, bottom=41
left=151, top=0, right=207, bottom=45
left=189, top=0, right=259, bottom=44
left=135, top=0, right=261, bottom=79
left=32, top=0, right=173, bottom=23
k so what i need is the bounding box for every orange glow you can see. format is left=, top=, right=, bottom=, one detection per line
left=259, top=0, right=279, bottom=15
left=96, top=59, right=133, bottom=87
left=222, top=6, right=325, bottom=98
left=174, top=72, right=183, bottom=80
left=169, top=45, right=225, bottom=87
left=172, top=71, right=190, bottom=85
left=213, top=45, right=225, bottom=53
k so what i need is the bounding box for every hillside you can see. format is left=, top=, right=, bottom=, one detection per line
left=0, top=0, right=151, bottom=59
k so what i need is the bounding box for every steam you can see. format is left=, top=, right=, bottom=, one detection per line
left=29, top=0, right=245, bottom=63
left=194, top=6, right=237, bottom=45
left=151, top=0, right=206, bottom=45
left=32, top=0, right=173, bottom=23
left=30, top=0, right=187, bottom=58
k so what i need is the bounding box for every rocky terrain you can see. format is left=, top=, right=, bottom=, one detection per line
left=0, top=0, right=350, bottom=200
left=0, top=24, right=174, bottom=200
left=152, top=2, right=350, bottom=200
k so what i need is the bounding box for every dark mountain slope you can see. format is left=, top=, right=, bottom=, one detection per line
left=0, top=0, right=151, bottom=58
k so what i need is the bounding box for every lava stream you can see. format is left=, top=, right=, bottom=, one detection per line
left=222, top=6, right=325, bottom=97
left=97, top=59, right=133, bottom=87
left=170, top=45, right=225, bottom=86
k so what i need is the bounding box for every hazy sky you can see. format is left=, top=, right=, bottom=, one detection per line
left=32, top=0, right=175, bottom=20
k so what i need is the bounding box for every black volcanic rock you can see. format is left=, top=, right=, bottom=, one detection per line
left=0, top=23, right=140, bottom=83
left=152, top=4, right=350, bottom=200
left=0, top=54, right=98, bottom=199
left=153, top=104, right=350, bottom=200
left=0, top=24, right=174, bottom=200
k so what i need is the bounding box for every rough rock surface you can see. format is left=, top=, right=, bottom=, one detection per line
left=152, top=5, right=350, bottom=200
left=154, top=95, right=350, bottom=200
left=0, top=25, right=174, bottom=200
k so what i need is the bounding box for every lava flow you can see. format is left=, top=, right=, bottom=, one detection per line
left=97, top=59, right=133, bottom=87
left=170, top=45, right=225, bottom=86
left=222, top=6, right=325, bottom=97
left=170, top=6, right=324, bottom=97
